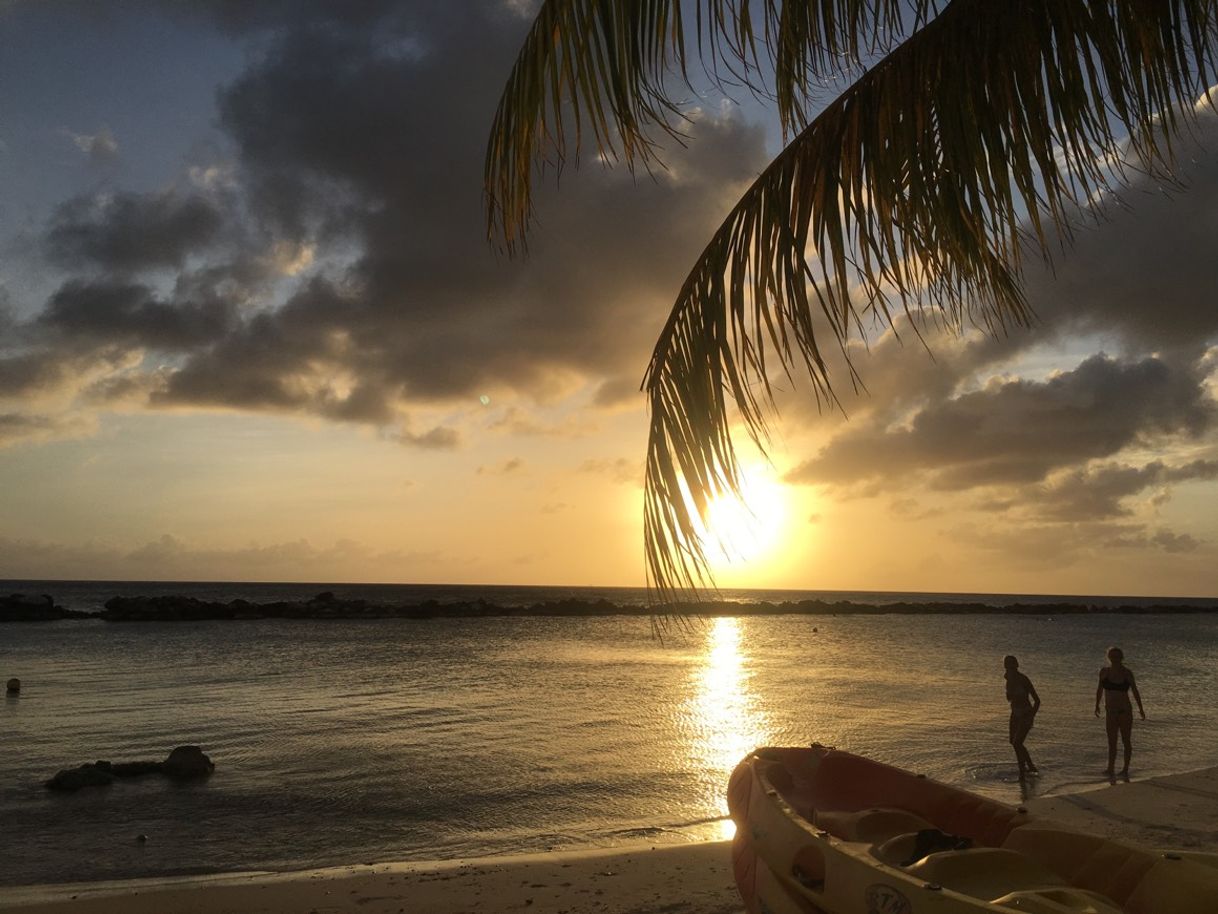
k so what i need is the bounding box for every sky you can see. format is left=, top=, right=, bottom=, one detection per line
left=1, top=1, right=1218, bottom=596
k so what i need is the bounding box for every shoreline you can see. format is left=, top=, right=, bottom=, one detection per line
left=5, top=767, right=1217, bottom=914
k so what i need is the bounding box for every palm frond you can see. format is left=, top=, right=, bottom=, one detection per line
left=642, top=0, right=1218, bottom=599
left=485, top=0, right=1218, bottom=603
left=484, top=0, right=943, bottom=247
left=485, top=0, right=690, bottom=252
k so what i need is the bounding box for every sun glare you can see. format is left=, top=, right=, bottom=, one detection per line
left=688, top=616, right=769, bottom=840
left=701, top=465, right=789, bottom=568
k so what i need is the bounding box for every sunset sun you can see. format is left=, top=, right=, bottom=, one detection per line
left=700, top=465, right=789, bottom=568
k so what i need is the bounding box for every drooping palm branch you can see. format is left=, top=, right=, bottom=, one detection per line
left=486, top=0, right=1218, bottom=601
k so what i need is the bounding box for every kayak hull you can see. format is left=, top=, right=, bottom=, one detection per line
left=726, top=745, right=1218, bottom=914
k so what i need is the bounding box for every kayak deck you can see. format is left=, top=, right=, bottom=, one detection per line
left=728, top=745, right=1218, bottom=914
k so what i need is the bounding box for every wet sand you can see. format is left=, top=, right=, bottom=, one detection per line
left=4, top=767, right=1217, bottom=914
left=1023, top=766, right=1218, bottom=851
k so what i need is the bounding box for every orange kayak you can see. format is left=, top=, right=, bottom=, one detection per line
left=727, top=745, right=1218, bottom=913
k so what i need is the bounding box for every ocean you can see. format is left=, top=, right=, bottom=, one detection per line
left=2, top=580, right=1217, bottom=889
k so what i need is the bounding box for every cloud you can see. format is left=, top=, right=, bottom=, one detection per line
left=788, top=354, right=1215, bottom=490
left=951, top=519, right=1210, bottom=572
left=389, top=423, right=460, bottom=450
left=578, top=457, right=640, bottom=485
left=7, top=2, right=1218, bottom=584
left=776, top=108, right=1218, bottom=516
left=0, top=531, right=444, bottom=581
left=0, top=346, right=142, bottom=405
left=477, top=458, right=523, bottom=476
left=1022, top=459, right=1218, bottom=521
left=62, top=125, right=119, bottom=163
left=1104, top=528, right=1202, bottom=553
left=4, top=4, right=768, bottom=449
left=45, top=190, right=224, bottom=272
left=38, top=279, right=235, bottom=349
left=0, top=411, right=95, bottom=448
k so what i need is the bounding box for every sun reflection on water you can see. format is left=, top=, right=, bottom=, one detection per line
left=686, top=617, right=771, bottom=838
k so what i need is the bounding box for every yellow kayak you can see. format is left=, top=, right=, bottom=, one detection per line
left=727, top=745, right=1218, bottom=913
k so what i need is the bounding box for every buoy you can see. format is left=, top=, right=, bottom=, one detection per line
left=5, top=678, right=18, bottom=694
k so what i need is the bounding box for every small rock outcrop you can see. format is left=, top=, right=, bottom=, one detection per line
left=161, top=745, right=214, bottom=779
left=5, top=678, right=18, bottom=694
left=45, top=746, right=215, bottom=792
left=1, top=594, right=89, bottom=622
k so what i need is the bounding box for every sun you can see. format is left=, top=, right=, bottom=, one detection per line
left=700, top=464, right=789, bottom=568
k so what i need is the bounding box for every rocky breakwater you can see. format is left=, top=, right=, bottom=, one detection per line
left=103, top=591, right=394, bottom=620
left=101, top=592, right=649, bottom=620
left=85, top=593, right=1218, bottom=622
left=0, top=593, right=91, bottom=622
left=46, top=745, right=215, bottom=792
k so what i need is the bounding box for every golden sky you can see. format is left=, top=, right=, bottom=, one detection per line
left=1, top=2, right=1217, bottom=596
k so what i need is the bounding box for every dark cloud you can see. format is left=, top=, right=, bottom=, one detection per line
left=0, top=346, right=137, bottom=402
left=1022, top=459, right=1218, bottom=521
left=0, top=2, right=764, bottom=454
left=0, top=351, right=68, bottom=398
left=39, top=279, right=235, bottom=350
left=104, top=6, right=768, bottom=429
left=45, top=190, right=224, bottom=272
left=789, top=354, right=1215, bottom=490
left=1021, top=120, right=1218, bottom=358
left=159, top=0, right=420, bottom=37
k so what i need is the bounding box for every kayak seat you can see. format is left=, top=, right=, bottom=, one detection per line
left=1003, top=826, right=1155, bottom=907
left=807, top=752, right=1027, bottom=847
left=905, top=847, right=1067, bottom=900
left=872, top=827, right=976, bottom=867
left=991, top=886, right=1125, bottom=914
left=813, top=806, right=933, bottom=842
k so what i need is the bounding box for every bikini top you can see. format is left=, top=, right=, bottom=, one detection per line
left=1101, top=674, right=1131, bottom=692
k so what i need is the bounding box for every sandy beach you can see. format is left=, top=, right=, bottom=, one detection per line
left=3, top=766, right=1216, bottom=914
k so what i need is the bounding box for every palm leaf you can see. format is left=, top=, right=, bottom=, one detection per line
left=486, top=0, right=1218, bottom=602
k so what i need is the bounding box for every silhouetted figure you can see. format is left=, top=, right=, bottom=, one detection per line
left=1004, top=655, right=1040, bottom=778
left=1095, top=646, right=1145, bottom=778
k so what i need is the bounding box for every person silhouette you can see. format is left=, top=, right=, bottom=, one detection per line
left=1004, top=655, right=1040, bottom=778
left=1095, top=646, right=1145, bottom=778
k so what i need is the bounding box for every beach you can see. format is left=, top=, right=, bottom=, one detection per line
left=4, top=767, right=1216, bottom=914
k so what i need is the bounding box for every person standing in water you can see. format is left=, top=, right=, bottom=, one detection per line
left=1004, top=655, right=1041, bottom=778
left=1095, top=646, right=1146, bottom=778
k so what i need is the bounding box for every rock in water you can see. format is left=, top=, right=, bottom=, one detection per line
left=45, top=746, right=215, bottom=790
left=45, top=763, right=117, bottom=791
left=161, top=745, right=215, bottom=779
left=5, top=678, right=18, bottom=694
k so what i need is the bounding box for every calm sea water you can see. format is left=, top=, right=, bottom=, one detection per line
left=2, top=582, right=1217, bottom=889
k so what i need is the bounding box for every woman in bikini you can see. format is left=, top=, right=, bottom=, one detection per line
left=1004, top=655, right=1040, bottom=778
left=1094, top=646, right=1146, bottom=777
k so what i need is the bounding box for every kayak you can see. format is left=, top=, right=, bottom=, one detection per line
left=726, top=745, right=1218, bottom=914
